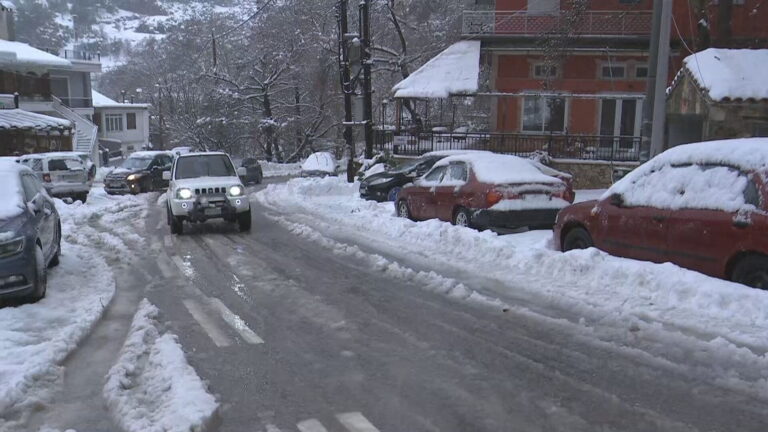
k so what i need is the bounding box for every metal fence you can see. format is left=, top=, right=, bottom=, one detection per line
left=375, top=131, right=641, bottom=162
left=462, top=10, right=652, bottom=37
left=39, top=48, right=101, bottom=62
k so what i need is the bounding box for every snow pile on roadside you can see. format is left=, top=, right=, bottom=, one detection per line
left=260, top=161, right=301, bottom=178
left=256, top=177, right=768, bottom=351
left=104, top=299, right=218, bottom=432
left=0, top=240, right=115, bottom=421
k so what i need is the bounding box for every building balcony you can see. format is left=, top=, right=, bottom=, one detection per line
left=39, top=48, right=101, bottom=63
left=462, top=10, right=653, bottom=39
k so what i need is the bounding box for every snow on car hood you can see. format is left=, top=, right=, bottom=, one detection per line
left=174, top=176, right=242, bottom=189
left=0, top=168, right=26, bottom=220
left=301, top=152, right=336, bottom=173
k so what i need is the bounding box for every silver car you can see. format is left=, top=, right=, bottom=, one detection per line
left=18, top=153, right=92, bottom=203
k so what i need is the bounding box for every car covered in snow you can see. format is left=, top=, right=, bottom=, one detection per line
left=73, top=151, right=97, bottom=182
left=396, top=153, right=575, bottom=230
left=0, top=161, right=60, bottom=302
left=18, top=152, right=92, bottom=203
left=104, top=151, right=174, bottom=195
left=555, top=138, right=768, bottom=289
left=360, top=150, right=493, bottom=202
left=301, top=152, right=337, bottom=177
left=164, top=152, right=251, bottom=235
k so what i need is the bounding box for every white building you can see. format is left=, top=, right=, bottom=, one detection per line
left=92, top=90, right=150, bottom=156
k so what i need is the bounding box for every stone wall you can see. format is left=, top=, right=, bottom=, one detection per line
left=549, top=159, right=639, bottom=189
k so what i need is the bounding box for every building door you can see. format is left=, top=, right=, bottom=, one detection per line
left=599, top=98, right=642, bottom=159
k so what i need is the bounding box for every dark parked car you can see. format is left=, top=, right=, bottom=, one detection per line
left=554, top=138, right=768, bottom=289
left=239, top=158, right=263, bottom=185
left=396, top=153, right=575, bottom=230
left=0, top=161, right=60, bottom=303
left=105, top=151, right=174, bottom=195
left=360, top=151, right=491, bottom=202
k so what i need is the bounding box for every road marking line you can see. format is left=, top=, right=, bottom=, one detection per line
left=297, top=419, right=329, bottom=432
left=336, top=412, right=381, bottom=432
left=182, top=299, right=233, bottom=347
left=209, top=298, right=265, bottom=345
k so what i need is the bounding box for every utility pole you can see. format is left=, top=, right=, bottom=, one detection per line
left=360, top=0, right=374, bottom=159
left=337, top=0, right=356, bottom=182
left=640, top=0, right=673, bottom=160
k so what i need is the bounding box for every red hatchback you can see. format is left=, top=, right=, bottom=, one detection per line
left=396, top=153, right=575, bottom=230
left=554, top=138, right=768, bottom=289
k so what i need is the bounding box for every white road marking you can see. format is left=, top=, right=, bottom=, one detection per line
left=209, top=298, right=265, bottom=344
left=182, top=299, right=233, bottom=347
left=297, top=419, right=329, bottom=432
left=336, top=412, right=381, bottom=432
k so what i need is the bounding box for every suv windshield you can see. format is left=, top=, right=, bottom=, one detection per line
left=175, top=155, right=236, bottom=179
left=123, top=157, right=153, bottom=170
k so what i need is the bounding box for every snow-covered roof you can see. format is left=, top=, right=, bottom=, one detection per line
left=92, top=90, right=150, bottom=109
left=392, top=40, right=481, bottom=99
left=0, top=40, right=71, bottom=69
left=0, top=109, right=72, bottom=131
left=435, top=153, right=563, bottom=185
left=679, top=48, right=768, bottom=102
left=128, top=150, right=172, bottom=158
left=0, top=1, right=14, bottom=10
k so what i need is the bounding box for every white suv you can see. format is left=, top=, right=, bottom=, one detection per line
left=164, top=152, right=251, bottom=235
left=18, top=152, right=92, bottom=203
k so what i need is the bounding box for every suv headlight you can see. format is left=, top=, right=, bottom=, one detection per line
left=0, top=237, right=24, bottom=259
left=177, top=188, right=193, bottom=200
left=127, top=174, right=140, bottom=181
left=229, top=185, right=244, bottom=197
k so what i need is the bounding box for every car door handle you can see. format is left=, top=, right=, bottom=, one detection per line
left=652, top=215, right=666, bottom=223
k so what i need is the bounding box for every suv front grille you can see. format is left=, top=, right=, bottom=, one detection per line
left=195, top=187, right=226, bottom=195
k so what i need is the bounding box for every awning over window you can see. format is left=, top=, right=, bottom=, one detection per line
left=0, top=109, right=72, bottom=132
left=392, top=40, right=481, bottom=99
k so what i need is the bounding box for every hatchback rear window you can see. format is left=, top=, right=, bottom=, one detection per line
left=48, top=158, right=84, bottom=171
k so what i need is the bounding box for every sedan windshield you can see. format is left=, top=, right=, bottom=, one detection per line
left=123, top=157, right=153, bottom=170
left=175, top=155, right=236, bottom=179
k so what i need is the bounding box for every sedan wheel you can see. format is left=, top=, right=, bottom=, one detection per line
left=562, top=227, right=594, bottom=251
left=397, top=200, right=412, bottom=220
left=29, top=245, right=47, bottom=302
left=453, top=207, right=471, bottom=227
left=732, top=255, right=768, bottom=289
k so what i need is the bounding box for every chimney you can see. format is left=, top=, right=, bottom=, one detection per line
left=0, top=1, right=15, bottom=41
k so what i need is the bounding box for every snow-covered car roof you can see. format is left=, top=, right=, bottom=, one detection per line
left=18, top=152, right=83, bottom=160
left=435, top=153, right=563, bottom=185
left=301, top=152, right=336, bottom=173
left=177, top=151, right=230, bottom=158
left=0, top=161, right=30, bottom=220
left=128, top=151, right=174, bottom=158
left=605, top=138, right=768, bottom=212
left=422, top=150, right=492, bottom=158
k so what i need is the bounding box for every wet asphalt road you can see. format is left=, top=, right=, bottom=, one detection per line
left=31, top=177, right=768, bottom=432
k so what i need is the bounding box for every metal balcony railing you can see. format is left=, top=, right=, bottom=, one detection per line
left=39, top=47, right=101, bottom=62
left=462, top=10, right=653, bottom=37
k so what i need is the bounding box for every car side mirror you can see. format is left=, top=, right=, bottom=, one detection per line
left=162, top=171, right=171, bottom=181
left=609, top=193, right=624, bottom=207
left=237, top=167, right=247, bottom=176
left=27, top=196, right=43, bottom=214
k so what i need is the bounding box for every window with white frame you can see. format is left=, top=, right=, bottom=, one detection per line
left=106, top=114, right=123, bottom=132
left=601, top=64, right=626, bottom=79
left=522, top=96, right=566, bottom=133
left=533, top=63, right=558, bottom=79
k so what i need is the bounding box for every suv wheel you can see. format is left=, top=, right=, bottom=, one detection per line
left=169, top=206, right=184, bottom=235
left=732, top=255, right=768, bottom=289
left=238, top=210, right=252, bottom=232
left=562, top=227, right=594, bottom=251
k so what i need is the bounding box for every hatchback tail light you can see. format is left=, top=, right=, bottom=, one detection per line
left=486, top=190, right=504, bottom=206
left=43, top=174, right=51, bottom=183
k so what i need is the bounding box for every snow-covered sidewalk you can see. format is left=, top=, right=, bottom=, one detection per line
left=0, top=190, right=149, bottom=429
left=256, top=177, right=768, bottom=398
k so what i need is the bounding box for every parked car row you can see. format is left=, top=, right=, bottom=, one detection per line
left=0, top=160, right=60, bottom=304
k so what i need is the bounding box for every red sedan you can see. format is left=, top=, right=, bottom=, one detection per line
left=554, top=138, right=768, bottom=288
left=396, top=153, right=574, bottom=230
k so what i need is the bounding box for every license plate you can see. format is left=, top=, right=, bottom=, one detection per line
left=204, top=208, right=221, bottom=216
